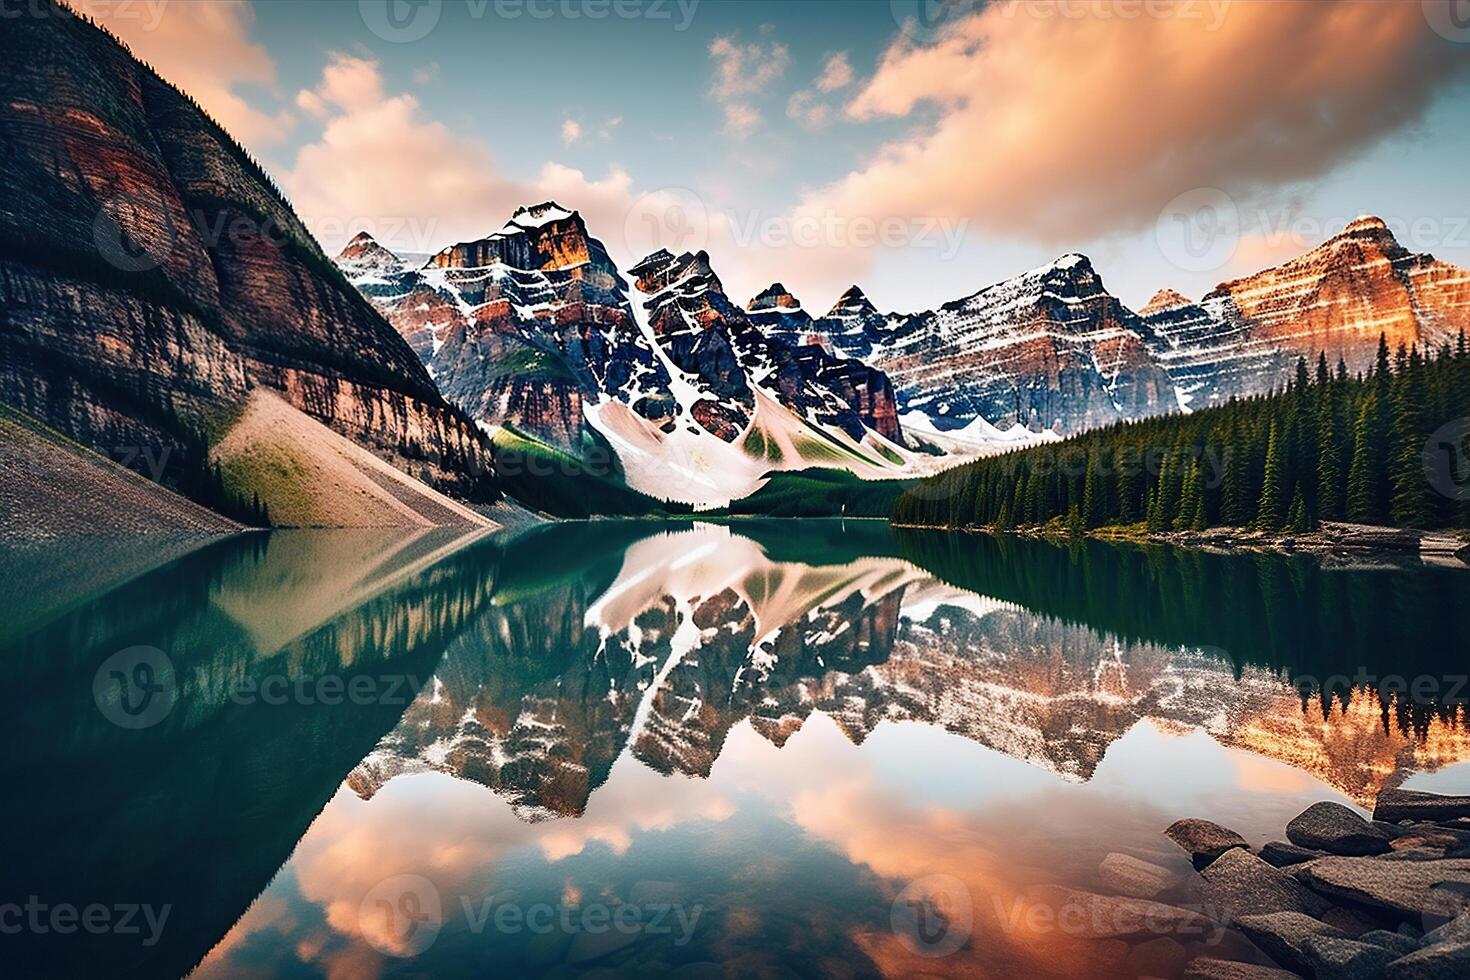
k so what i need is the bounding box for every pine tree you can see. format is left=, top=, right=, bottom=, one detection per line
left=1177, top=456, right=1204, bottom=532
left=1288, top=487, right=1312, bottom=533
left=1082, top=449, right=1107, bottom=528
left=1256, top=420, right=1287, bottom=530
left=1347, top=392, right=1387, bottom=524
left=1220, top=436, right=1249, bottom=527
left=1316, top=378, right=1345, bottom=521
left=1389, top=347, right=1431, bottom=528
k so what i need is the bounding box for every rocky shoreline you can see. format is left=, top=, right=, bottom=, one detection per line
left=1172, top=789, right=1470, bottom=978
left=893, top=521, right=1470, bottom=567
left=1154, top=523, right=1470, bottom=566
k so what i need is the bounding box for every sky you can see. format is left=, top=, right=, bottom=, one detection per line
left=93, top=0, right=1470, bottom=313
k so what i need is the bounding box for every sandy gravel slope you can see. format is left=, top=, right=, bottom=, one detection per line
left=213, top=391, right=498, bottom=529
left=0, top=407, right=241, bottom=541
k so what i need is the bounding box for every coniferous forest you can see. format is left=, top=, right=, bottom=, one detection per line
left=893, top=333, right=1470, bottom=534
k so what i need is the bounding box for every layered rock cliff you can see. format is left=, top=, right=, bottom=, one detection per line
left=0, top=6, right=494, bottom=504
left=1142, top=217, right=1470, bottom=408
left=633, top=250, right=904, bottom=443
left=874, top=254, right=1179, bottom=433
left=339, top=205, right=677, bottom=457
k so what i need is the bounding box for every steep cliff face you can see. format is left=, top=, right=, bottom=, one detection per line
left=874, top=255, right=1179, bottom=433
left=811, top=285, right=903, bottom=360
left=742, top=281, right=904, bottom=440
left=0, top=7, right=494, bottom=504
left=339, top=205, right=676, bottom=457
left=1141, top=217, right=1470, bottom=408
left=634, top=249, right=905, bottom=444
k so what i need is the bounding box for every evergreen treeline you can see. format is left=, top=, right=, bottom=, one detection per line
left=894, top=333, right=1470, bottom=534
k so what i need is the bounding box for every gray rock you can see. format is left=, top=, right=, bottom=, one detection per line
left=1237, top=912, right=1348, bottom=975
left=1300, top=857, right=1470, bottom=921
left=1321, top=905, right=1389, bottom=938
left=1099, top=852, right=1176, bottom=899
left=1385, top=941, right=1470, bottom=979
left=1420, top=909, right=1470, bottom=947
left=1374, top=821, right=1413, bottom=839
left=1201, top=848, right=1334, bottom=921
left=1300, top=935, right=1399, bottom=979
left=1182, top=957, right=1301, bottom=980
left=1375, top=790, right=1470, bottom=825
left=1357, top=929, right=1421, bottom=956
left=1288, top=802, right=1394, bottom=856
left=1167, top=818, right=1251, bottom=869
left=1260, top=841, right=1321, bottom=868
left=1026, top=885, right=1214, bottom=940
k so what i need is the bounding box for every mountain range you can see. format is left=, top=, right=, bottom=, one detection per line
left=340, top=207, right=1470, bottom=508
left=3, top=5, right=1468, bottom=525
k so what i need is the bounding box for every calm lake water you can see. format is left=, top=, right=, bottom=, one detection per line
left=4, top=521, right=1469, bottom=979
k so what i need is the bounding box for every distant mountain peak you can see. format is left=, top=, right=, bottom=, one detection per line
left=1341, top=214, right=1391, bottom=236
left=829, top=284, right=879, bottom=317
left=509, top=201, right=578, bottom=227
left=1140, top=288, right=1193, bottom=316
left=335, top=231, right=406, bottom=275
left=747, top=282, right=802, bottom=312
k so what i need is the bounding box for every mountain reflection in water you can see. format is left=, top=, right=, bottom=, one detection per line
left=4, top=521, right=1468, bottom=979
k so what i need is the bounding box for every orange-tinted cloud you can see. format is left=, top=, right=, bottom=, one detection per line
left=92, top=0, right=292, bottom=145
left=807, top=0, right=1468, bottom=246
left=282, top=56, right=643, bottom=256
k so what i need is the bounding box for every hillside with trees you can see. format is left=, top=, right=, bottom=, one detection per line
left=893, top=333, right=1470, bottom=534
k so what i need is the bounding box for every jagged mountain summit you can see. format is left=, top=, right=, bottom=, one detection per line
left=1141, top=215, right=1470, bottom=409
left=339, top=205, right=677, bottom=456
left=872, top=253, right=1179, bottom=433
left=342, top=221, right=940, bottom=505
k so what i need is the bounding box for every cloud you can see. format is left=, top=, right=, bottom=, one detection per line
left=786, top=90, right=830, bottom=129
left=722, top=102, right=762, bottom=139
left=282, top=57, right=640, bottom=256
left=708, top=35, right=790, bottom=97
left=786, top=52, right=857, bottom=130
left=815, top=52, right=854, bottom=93
left=708, top=35, right=789, bottom=138
left=92, top=0, right=292, bottom=145
left=809, top=0, right=1469, bottom=246
left=561, top=119, right=582, bottom=145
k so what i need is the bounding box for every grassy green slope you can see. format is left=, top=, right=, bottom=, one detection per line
left=490, top=425, right=689, bottom=519
left=715, top=467, right=916, bottom=518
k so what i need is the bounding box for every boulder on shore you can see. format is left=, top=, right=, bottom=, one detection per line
left=1374, top=790, right=1470, bottom=825
left=1183, top=958, right=1300, bottom=980
left=1287, top=801, right=1394, bottom=856
left=1167, top=818, right=1250, bottom=869
left=1200, top=849, right=1334, bottom=920
left=1299, top=857, right=1470, bottom=922
left=1099, top=852, right=1176, bottom=899
left=1236, top=912, right=1347, bottom=975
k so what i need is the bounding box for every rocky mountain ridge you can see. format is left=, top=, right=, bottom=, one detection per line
left=341, top=219, right=921, bottom=504
left=0, top=6, right=495, bottom=512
